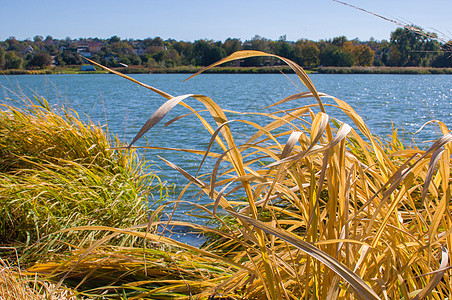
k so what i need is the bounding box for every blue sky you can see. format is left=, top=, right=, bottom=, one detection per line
left=1, top=0, right=451, bottom=42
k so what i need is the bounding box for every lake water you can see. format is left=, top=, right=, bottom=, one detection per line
left=1, top=73, right=451, bottom=228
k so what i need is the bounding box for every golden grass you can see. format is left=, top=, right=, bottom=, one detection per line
left=0, top=253, right=77, bottom=300
left=3, top=51, right=451, bottom=299
left=0, top=97, right=169, bottom=262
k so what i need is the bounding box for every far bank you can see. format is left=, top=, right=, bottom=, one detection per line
left=3, top=65, right=452, bottom=75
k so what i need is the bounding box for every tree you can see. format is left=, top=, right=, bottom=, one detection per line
left=33, top=35, right=43, bottom=43
left=0, top=47, right=4, bottom=69
left=431, top=44, right=452, bottom=67
left=223, top=38, right=242, bottom=55
left=333, top=50, right=355, bottom=67
left=193, top=40, right=226, bottom=66
left=272, top=35, right=294, bottom=62
left=56, top=49, right=82, bottom=65
left=352, top=45, right=374, bottom=66
left=294, top=40, right=319, bottom=68
left=108, top=35, right=121, bottom=44
left=44, top=35, right=54, bottom=44
left=4, top=51, right=23, bottom=69
left=172, top=41, right=194, bottom=64
left=129, top=54, right=142, bottom=65
left=27, top=52, right=52, bottom=69
left=388, top=27, right=441, bottom=66
left=5, top=37, right=20, bottom=51
left=242, top=35, right=270, bottom=66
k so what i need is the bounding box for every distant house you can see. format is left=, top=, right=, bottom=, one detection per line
left=229, top=59, right=244, bottom=67
left=134, top=48, right=145, bottom=56
left=88, top=42, right=102, bottom=53
left=77, top=44, right=92, bottom=57
left=25, top=45, right=34, bottom=54
left=77, top=44, right=89, bottom=53
left=81, top=65, right=96, bottom=71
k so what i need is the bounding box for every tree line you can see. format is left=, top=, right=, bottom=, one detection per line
left=1, top=26, right=451, bottom=71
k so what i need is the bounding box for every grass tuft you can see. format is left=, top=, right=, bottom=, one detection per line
left=0, top=97, right=168, bottom=262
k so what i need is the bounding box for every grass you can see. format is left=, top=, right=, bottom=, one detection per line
left=1, top=254, right=77, bottom=300
left=0, top=96, right=168, bottom=262
left=318, top=66, right=452, bottom=74
left=1, top=50, right=451, bottom=299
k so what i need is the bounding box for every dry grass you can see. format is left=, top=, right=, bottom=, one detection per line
left=0, top=96, right=169, bottom=262
left=0, top=252, right=77, bottom=300
left=3, top=51, right=451, bottom=299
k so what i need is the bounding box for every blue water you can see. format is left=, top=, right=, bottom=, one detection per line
left=1, top=73, right=451, bottom=229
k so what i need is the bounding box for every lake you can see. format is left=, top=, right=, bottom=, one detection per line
left=1, top=73, right=451, bottom=226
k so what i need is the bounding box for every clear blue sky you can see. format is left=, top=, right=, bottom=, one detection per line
left=1, top=0, right=451, bottom=42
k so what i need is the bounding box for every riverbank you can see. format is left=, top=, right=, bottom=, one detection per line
left=1, top=65, right=306, bottom=75
left=318, top=66, right=452, bottom=74
left=4, top=65, right=452, bottom=75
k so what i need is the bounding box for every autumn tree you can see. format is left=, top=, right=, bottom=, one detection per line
left=294, top=40, right=319, bottom=68
left=352, top=44, right=374, bottom=66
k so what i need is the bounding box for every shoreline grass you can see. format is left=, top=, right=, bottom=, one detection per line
left=12, top=65, right=452, bottom=76
left=318, top=66, right=452, bottom=74
left=1, top=51, right=451, bottom=299
left=5, top=65, right=452, bottom=76
left=0, top=97, right=169, bottom=263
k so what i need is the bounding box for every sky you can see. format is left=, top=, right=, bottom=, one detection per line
left=1, top=0, right=451, bottom=43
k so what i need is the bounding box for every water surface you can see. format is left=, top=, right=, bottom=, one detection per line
left=1, top=73, right=451, bottom=224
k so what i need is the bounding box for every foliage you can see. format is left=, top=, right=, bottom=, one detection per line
left=26, top=52, right=52, bottom=69
left=388, top=27, right=441, bottom=67
left=4, top=51, right=23, bottom=69
left=0, top=97, right=167, bottom=261
left=1, top=27, right=451, bottom=71
left=193, top=39, right=227, bottom=66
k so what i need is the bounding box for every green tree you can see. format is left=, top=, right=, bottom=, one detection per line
left=242, top=35, right=270, bottom=66
left=27, top=52, right=52, bottom=69
left=223, top=38, right=242, bottom=55
left=388, top=27, right=441, bottom=66
left=172, top=41, right=194, bottom=64
left=129, top=54, right=142, bottom=65
left=0, top=47, right=5, bottom=69
left=108, top=35, right=121, bottom=44
left=193, top=40, right=226, bottom=66
left=5, top=37, right=20, bottom=51
left=56, top=49, right=82, bottom=65
left=272, top=35, right=294, bottom=62
left=294, top=40, right=319, bottom=68
left=4, top=51, right=23, bottom=69
left=431, top=43, right=452, bottom=67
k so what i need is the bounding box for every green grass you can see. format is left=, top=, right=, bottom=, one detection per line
left=2, top=51, right=451, bottom=299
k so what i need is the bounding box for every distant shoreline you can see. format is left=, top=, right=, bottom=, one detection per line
left=3, top=66, right=452, bottom=75
left=317, top=66, right=452, bottom=75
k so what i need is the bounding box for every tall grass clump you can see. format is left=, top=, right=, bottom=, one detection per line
left=19, top=51, right=452, bottom=299
left=0, top=96, right=166, bottom=261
